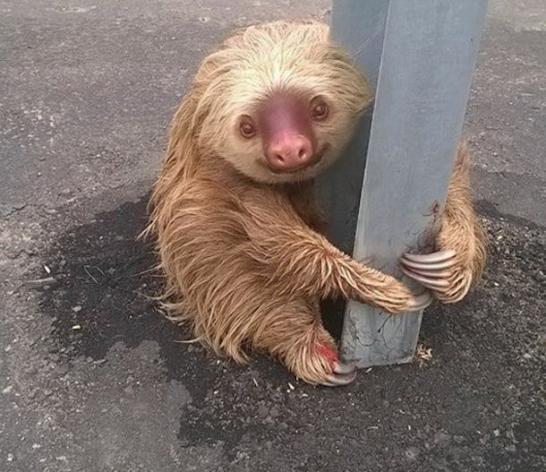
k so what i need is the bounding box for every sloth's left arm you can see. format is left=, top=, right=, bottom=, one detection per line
left=400, top=141, right=487, bottom=303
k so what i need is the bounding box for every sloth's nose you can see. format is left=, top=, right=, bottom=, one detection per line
left=265, top=132, right=314, bottom=172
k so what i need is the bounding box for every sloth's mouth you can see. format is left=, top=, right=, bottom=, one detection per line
left=261, top=143, right=330, bottom=175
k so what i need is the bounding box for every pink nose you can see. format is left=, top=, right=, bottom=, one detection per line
left=265, top=133, right=314, bottom=172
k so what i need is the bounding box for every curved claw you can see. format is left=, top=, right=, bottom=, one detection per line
left=400, top=250, right=458, bottom=272
left=408, top=291, right=433, bottom=311
left=320, top=370, right=357, bottom=387
left=400, top=257, right=458, bottom=272
left=401, top=267, right=453, bottom=279
left=333, top=361, right=356, bottom=375
left=401, top=266, right=451, bottom=290
left=400, top=249, right=461, bottom=294
left=403, top=250, right=456, bottom=263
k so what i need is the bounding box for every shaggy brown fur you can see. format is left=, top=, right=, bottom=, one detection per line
left=145, top=21, right=486, bottom=385
left=433, top=141, right=487, bottom=303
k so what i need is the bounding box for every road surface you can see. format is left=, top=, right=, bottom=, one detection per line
left=1, top=1, right=544, bottom=471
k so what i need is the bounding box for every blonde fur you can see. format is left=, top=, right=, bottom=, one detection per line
left=434, top=141, right=487, bottom=303
left=146, top=21, right=486, bottom=384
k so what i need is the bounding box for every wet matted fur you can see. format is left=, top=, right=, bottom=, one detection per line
left=145, top=21, right=486, bottom=385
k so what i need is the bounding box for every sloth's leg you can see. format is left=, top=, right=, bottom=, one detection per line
left=252, top=297, right=356, bottom=387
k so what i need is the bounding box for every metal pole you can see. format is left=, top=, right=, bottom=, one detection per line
left=324, top=0, right=488, bottom=367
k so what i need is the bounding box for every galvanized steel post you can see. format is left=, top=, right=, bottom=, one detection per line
left=322, top=0, right=488, bottom=367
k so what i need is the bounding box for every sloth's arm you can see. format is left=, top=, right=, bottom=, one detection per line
left=401, top=141, right=487, bottom=303
left=243, top=191, right=431, bottom=314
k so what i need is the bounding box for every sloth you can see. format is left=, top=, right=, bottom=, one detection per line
left=146, top=21, right=486, bottom=386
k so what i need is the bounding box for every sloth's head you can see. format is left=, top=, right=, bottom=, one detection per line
left=195, top=21, right=372, bottom=184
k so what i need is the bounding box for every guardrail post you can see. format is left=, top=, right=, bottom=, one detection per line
left=322, top=0, right=488, bottom=367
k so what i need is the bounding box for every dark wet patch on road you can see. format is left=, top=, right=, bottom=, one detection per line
left=37, top=195, right=546, bottom=470
left=36, top=194, right=298, bottom=454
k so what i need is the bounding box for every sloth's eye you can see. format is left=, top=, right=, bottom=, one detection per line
left=239, top=116, right=257, bottom=139
left=311, top=97, right=329, bottom=121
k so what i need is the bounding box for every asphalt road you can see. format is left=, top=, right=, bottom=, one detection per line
left=1, top=1, right=545, bottom=471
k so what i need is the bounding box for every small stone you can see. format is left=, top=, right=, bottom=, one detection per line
left=522, top=353, right=532, bottom=360
left=71, top=305, right=82, bottom=313
left=7, top=453, right=14, bottom=462
left=2, top=386, right=13, bottom=394
left=257, top=404, right=268, bottom=418
left=71, top=324, right=82, bottom=330
left=434, top=431, right=451, bottom=446
left=25, top=277, right=57, bottom=288
left=405, top=447, right=420, bottom=460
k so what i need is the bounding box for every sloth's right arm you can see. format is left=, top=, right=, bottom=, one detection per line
left=243, top=192, right=431, bottom=314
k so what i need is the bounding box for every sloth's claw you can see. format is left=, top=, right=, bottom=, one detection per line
left=401, top=266, right=451, bottom=289
left=400, top=250, right=459, bottom=292
left=400, top=250, right=458, bottom=272
left=402, top=250, right=456, bottom=264
left=399, top=258, right=458, bottom=272
left=321, top=370, right=357, bottom=387
left=407, top=290, right=433, bottom=311
left=333, top=361, right=356, bottom=375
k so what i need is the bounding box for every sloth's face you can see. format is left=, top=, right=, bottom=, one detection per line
left=227, top=90, right=352, bottom=183
left=197, top=23, right=372, bottom=184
